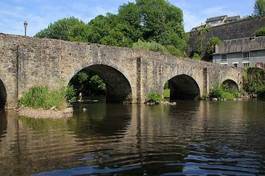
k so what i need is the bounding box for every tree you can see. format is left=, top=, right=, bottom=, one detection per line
left=255, top=27, right=265, bottom=36
left=206, top=37, right=221, bottom=55
left=195, top=24, right=209, bottom=56
left=254, top=0, right=265, bottom=16
left=35, top=17, right=90, bottom=42
left=35, top=0, right=187, bottom=56
left=69, top=71, right=106, bottom=97
left=135, top=0, right=186, bottom=51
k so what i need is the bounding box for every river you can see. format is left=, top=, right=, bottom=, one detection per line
left=0, top=101, right=265, bottom=175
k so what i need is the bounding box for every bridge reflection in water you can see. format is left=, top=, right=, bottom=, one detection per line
left=0, top=101, right=265, bottom=175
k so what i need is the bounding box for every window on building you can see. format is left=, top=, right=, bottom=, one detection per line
left=221, top=54, right=227, bottom=61
left=243, top=52, right=249, bottom=60
left=227, top=52, right=241, bottom=59
left=233, top=62, right=239, bottom=68
left=250, top=50, right=265, bottom=58
left=243, top=62, right=250, bottom=68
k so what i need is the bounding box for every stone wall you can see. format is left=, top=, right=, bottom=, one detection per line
left=188, top=16, right=265, bottom=55
left=0, top=33, right=243, bottom=108
left=216, top=36, right=265, bottom=54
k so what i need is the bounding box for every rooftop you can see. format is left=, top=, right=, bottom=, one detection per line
left=206, top=15, right=227, bottom=23
left=191, top=15, right=242, bottom=31
left=215, top=36, right=265, bottom=54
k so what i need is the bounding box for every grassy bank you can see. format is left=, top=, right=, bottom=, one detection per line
left=19, top=86, right=75, bottom=110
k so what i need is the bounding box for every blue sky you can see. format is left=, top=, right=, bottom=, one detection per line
left=0, top=0, right=255, bottom=36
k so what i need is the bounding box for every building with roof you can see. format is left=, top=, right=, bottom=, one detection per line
left=187, top=16, right=265, bottom=63
left=213, top=36, right=265, bottom=69
left=191, top=15, right=241, bottom=31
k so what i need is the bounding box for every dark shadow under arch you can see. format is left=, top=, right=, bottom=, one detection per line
left=222, top=79, right=239, bottom=91
left=0, top=111, right=7, bottom=137
left=166, top=74, right=200, bottom=101
left=0, top=79, right=7, bottom=110
left=69, top=64, right=132, bottom=103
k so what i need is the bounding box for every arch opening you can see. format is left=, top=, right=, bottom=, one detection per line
left=0, top=80, right=7, bottom=110
left=68, top=65, right=132, bottom=104
left=222, top=79, right=239, bottom=92
left=164, top=74, right=200, bottom=101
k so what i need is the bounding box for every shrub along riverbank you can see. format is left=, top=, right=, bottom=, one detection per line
left=209, top=85, right=240, bottom=101
left=244, top=68, right=265, bottom=100
left=19, top=86, right=75, bottom=110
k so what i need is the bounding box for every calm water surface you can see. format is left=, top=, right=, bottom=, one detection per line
left=0, top=101, right=265, bottom=176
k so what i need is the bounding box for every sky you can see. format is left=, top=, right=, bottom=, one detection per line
left=0, top=0, right=256, bottom=36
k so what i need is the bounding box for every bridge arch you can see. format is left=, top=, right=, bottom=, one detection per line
left=222, top=79, right=239, bottom=91
left=0, top=79, right=7, bottom=110
left=68, top=64, right=132, bottom=103
left=163, top=74, right=201, bottom=101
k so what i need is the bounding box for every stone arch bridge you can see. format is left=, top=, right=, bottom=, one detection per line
left=0, top=34, right=243, bottom=109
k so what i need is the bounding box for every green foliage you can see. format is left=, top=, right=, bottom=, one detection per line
left=65, top=86, right=76, bottom=102
left=192, top=53, right=202, bottom=60
left=35, top=0, right=187, bottom=55
left=69, top=70, right=106, bottom=97
left=35, top=17, right=89, bottom=42
left=132, top=40, right=184, bottom=57
left=163, top=89, right=170, bottom=98
left=210, top=85, right=240, bottom=100
left=77, top=72, right=89, bottom=83
left=165, top=45, right=184, bottom=57
left=255, top=27, right=265, bottom=37
left=89, top=75, right=106, bottom=91
left=194, top=25, right=209, bottom=55
left=19, top=86, right=75, bottom=110
left=257, top=87, right=265, bottom=100
left=147, top=92, right=161, bottom=103
left=254, top=0, right=265, bottom=16
left=206, top=37, right=221, bottom=54
left=243, top=68, right=265, bottom=94
left=133, top=40, right=168, bottom=54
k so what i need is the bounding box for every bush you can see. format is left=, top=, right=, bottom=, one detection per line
left=132, top=40, right=185, bottom=57
left=133, top=40, right=168, bottom=54
left=146, top=92, right=161, bottom=103
left=210, top=85, right=240, bottom=100
left=257, top=86, right=265, bottom=100
left=192, top=53, right=202, bottom=60
left=19, top=86, right=76, bottom=110
left=165, top=45, right=184, bottom=57
left=255, top=27, right=265, bottom=37
left=65, top=86, right=76, bottom=102
left=243, top=68, right=265, bottom=94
